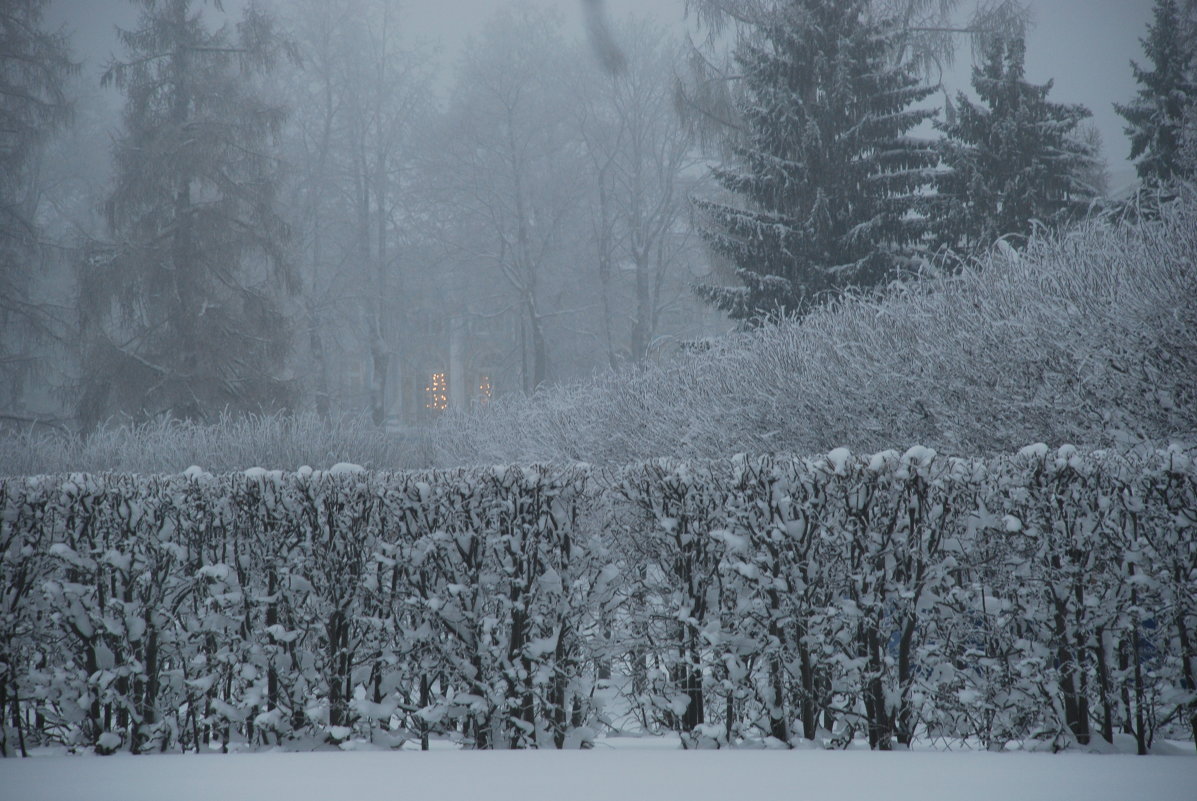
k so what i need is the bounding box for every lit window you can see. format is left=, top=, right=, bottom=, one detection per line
left=425, top=372, right=448, bottom=411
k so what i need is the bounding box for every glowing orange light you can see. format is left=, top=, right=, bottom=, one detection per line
left=425, top=372, right=448, bottom=411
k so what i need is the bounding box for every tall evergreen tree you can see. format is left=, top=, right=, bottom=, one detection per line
left=1114, top=0, right=1197, bottom=187
left=933, top=36, right=1097, bottom=257
left=694, top=0, right=938, bottom=321
left=78, top=0, right=295, bottom=427
left=0, top=0, right=76, bottom=418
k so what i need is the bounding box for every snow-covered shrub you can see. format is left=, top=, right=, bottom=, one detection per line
left=612, top=459, right=732, bottom=744
left=431, top=193, right=1197, bottom=466
left=399, top=464, right=611, bottom=749
left=0, top=410, right=429, bottom=477
left=0, top=464, right=608, bottom=753
left=1, top=447, right=1193, bottom=754
left=610, top=447, right=1196, bottom=751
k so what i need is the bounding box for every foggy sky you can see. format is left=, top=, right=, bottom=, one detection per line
left=48, top=0, right=1154, bottom=177
left=1020, top=0, right=1153, bottom=185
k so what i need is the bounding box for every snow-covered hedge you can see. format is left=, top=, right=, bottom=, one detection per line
left=612, top=446, right=1196, bottom=752
left=0, top=410, right=430, bottom=477
left=2, top=447, right=1194, bottom=755
left=0, top=464, right=611, bottom=755
left=432, top=195, right=1197, bottom=465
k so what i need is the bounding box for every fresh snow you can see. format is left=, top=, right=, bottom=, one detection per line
left=0, top=746, right=1193, bottom=801
left=824, top=446, right=852, bottom=474
left=1018, top=442, right=1050, bottom=460
left=901, top=444, right=937, bottom=466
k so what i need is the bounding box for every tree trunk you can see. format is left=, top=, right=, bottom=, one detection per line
left=1117, top=637, right=1132, bottom=735
left=139, top=623, right=160, bottom=753
left=307, top=304, right=332, bottom=419
left=630, top=249, right=651, bottom=360
left=419, top=674, right=430, bottom=751
left=797, top=635, right=818, bottom=740
left=594, top=167, right=618, bottom=369
left=681, top=632, right=704, bottom=735
left=1053, top=594, right=1088, bottom=745
left=865, top=625, right=893, bottom=750
left=767, top=651, right=787, bottom=744
left=0, top=672, right=8, bottom=758
left=326, top=609, right=349, bottom=730
left=764, top=594, right=787, bottom=744
left=896, top=614, right=918, bottom=746
left=551, top=624, right=570, bottom=749
left=1129, top=569, right=1146, bottom=754
left=84, top=639, right=102, bottom=747
left=1094, top=626, right=1114, bottom=745
left=526, top=294, right=547, bottom=391
left=1173, top=566, right=1197, bottom=752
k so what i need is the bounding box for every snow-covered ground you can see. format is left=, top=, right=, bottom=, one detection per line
left=1, top=742, right=1193, bottom=801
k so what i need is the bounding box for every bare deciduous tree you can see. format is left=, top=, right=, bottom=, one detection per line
left=574, top=21, right=704, bottom=363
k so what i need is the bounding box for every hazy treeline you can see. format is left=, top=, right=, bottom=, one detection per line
left=2, top=191, right=1193, bottom=476
left=431, top=195, right=1197, bottom=466
left=4, top=0, right=721, bottom=430
left=8, top=0, right=1192, bottom=434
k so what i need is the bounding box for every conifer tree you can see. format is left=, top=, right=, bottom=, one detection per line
left=78, top=0, right=295, bottom=427
left=1114, top=0, right=1197, bottom=187
left=0, top=0, right=76, bottom=416
left=934, top=36, right=1097, bottom=257
left=693, top=0, right=938, bottom=321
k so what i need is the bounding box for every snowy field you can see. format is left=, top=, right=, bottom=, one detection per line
left=1, top=743, right=1194, bottom=801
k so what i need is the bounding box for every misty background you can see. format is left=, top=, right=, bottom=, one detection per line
left=0, top=0, right=1164, bottom=437
left=45, top=0, right=1152, bottom=173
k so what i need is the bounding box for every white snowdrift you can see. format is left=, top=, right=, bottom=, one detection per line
left=0, top=747, right=1193, bottom=801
